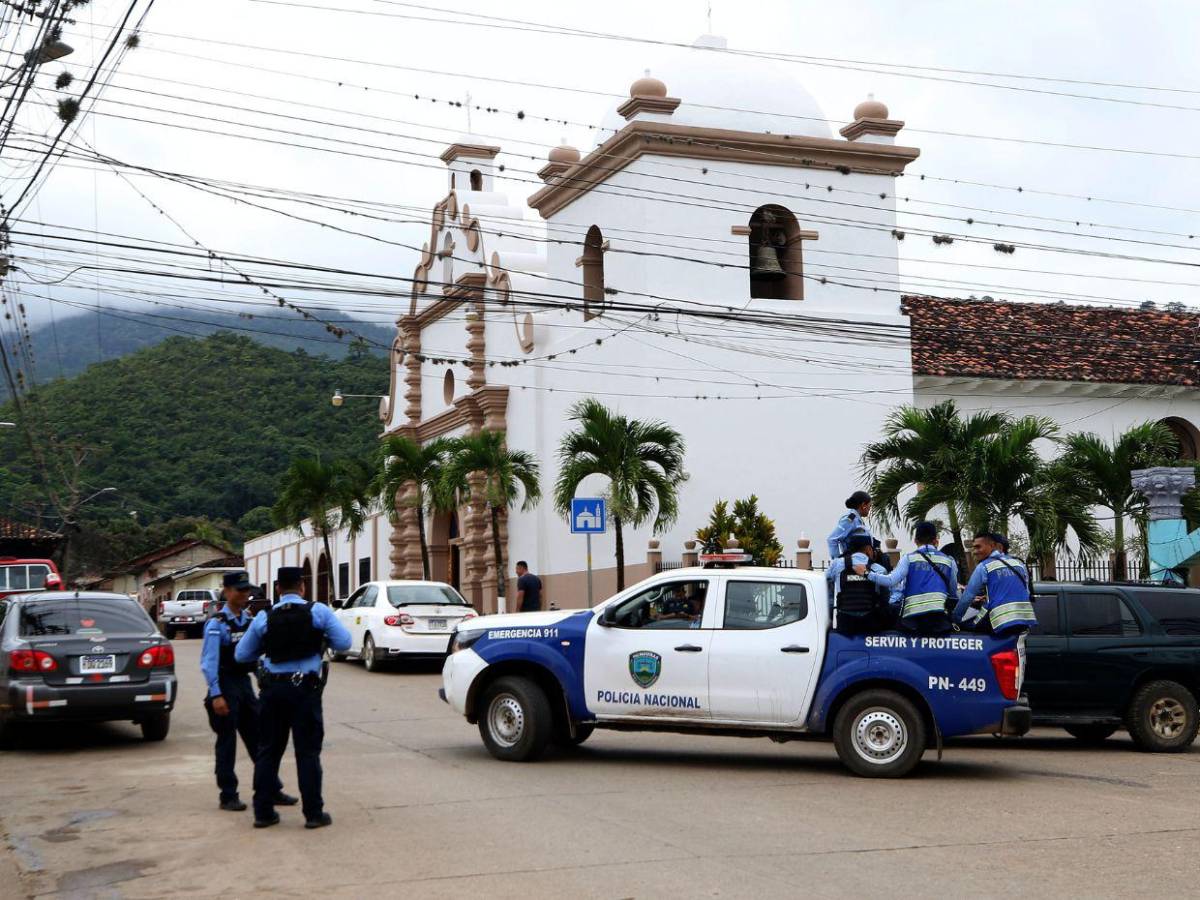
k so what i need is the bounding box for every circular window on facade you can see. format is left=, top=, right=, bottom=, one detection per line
left=443, top=367, right=455, bottom=405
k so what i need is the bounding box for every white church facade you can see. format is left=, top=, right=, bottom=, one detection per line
left=246, top=35, right=1200, bottom=612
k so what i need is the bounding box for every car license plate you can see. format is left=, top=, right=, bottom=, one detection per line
left=428, top=618, right=447, bottom=631
left=81, top=654, right=116, bottom=674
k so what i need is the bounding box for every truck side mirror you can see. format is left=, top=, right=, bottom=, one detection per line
left=599, top=605, right=617, bottom=627
left=331, top=598, right=344, bottom=610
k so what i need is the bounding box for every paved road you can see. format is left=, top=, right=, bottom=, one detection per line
left=2, top=640, right=1199, bottom=899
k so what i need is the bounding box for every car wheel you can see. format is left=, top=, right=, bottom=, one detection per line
left=832, top=689, right=927, bottom=778
left=477, top=676, right=553, bottom=762
left=362, top=633, right=381, bottom=672
left=140, top=712, right=171, bottom=742
left=1064, top=724, right=1119, bottom=744
left=1126, top=680, right=1199, bottom=753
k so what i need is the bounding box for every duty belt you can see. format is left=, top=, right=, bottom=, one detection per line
left=257, top=668, right=322, bottom=688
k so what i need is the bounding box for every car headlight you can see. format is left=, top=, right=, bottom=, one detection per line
left=449, top=628, right=486, bottom=654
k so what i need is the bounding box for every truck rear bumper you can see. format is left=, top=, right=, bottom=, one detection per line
left=1000, top=701, right=1032, bottom=737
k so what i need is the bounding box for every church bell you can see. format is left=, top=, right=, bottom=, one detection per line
left=751, top=244, right=786, bottom=279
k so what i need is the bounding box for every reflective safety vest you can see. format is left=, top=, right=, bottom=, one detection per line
left=982, top=555, right=1036, bottom=635
left=900, top=549, right=954, bottom=620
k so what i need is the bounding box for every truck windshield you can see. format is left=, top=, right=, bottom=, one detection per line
left=386, top=585, right=466, bottom=606
left=20, top=598, right=152, bottom=637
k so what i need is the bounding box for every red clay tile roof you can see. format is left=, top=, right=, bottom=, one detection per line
left=0, top=517, right=58, bottom=540
left=903, top=295, right=1200, bottom=386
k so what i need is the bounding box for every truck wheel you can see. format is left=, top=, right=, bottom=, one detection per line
left=1064, top=724, right=1118, bottom=744
left=1126, top=680, right=1199, bottom=753
left=362, top=633, right=382, bottom=672
left=140, top=712, right=170, bottom=742
left=478, top=676, right=553, bottom=762
left=832, top=689, right=927, bottom=778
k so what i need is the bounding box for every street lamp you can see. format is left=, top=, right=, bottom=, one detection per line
left=331, top=389, right=386, bottom=407
left=0, top=422, right=15, bottom=428
left=79, top=486, right=117, bottom=506
left=1, top=39, right=73, bottom=88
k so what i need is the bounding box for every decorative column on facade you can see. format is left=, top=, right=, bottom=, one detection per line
left=465, top=303, right=486, bottom=392
left=388, top=483, right=424, bottom=580
left=1131, top=466, right=1200, bottom=582
left=401, top=317, right=422, bottom=425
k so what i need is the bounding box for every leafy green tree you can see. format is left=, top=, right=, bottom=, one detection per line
left=238, top=506, right=277, bottom=540
left=861, top=400, right=1010, bottom=556
left=1058, top=422, right=1178, bottom=579
left=695, top=495, right=783, bottom=565
left=371, top=435, right=453, bottom=580
left=553, top=399, right=688, bottom=590
left=442, top=431, right=540, bottom=606
left=272, top=456, right=372, bottom=602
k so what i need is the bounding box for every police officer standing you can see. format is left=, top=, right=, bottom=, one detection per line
left=827, top=491, right=873, bottom=560
left=954, top=532, right=1037, bottom=636
left=867, top=521, right=958, bottom=635
left=234, top=567, right=351, bottom=829
left=199, top=571, right=297, bottom=812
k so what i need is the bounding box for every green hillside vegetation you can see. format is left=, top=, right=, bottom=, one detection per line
left=0, top=331, right=388, bottom=576
left=3, top=307, right=393, bottom=395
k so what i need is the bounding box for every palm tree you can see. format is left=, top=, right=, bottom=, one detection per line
left=272, top=456, right=371, bottom=602
left=860, top=400, right=1010, bottom=556
left=442, top=430, right=540, bottom=607
left=371, top=435, right=453, bottom=580
left=964, top=415, right=1060, bottom=533
left=553, top=399, right=688, bottom=590
left=1058, top=422, right=1178, bottom=579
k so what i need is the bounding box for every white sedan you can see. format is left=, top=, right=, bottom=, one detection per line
left=331, top=580, right=476, bottom=671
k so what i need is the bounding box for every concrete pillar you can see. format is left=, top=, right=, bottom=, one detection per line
left=1131, top=467, right=1200, bottom=582
left=796, top=538, right=812, bottom=570
left=646, top=539, right=662, bottom=574
left=885, top=538, right=900, bottom=570
left=681, top=540, right=699, bottom=568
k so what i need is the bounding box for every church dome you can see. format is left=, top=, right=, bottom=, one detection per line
left=599, top=34, right=831, bottom=141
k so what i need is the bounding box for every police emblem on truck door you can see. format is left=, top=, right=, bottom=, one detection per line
left=629, top=651, right=662, bottom=688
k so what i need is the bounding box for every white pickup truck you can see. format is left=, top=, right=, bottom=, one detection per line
left=158, top=589, right=218, bottom=638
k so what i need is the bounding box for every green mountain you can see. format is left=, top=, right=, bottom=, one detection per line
left=5, top=307, right=393, bottom=393
left=0, top=331, right=390, bottom=573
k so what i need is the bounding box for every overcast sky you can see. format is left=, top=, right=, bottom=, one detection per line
left=5, top=0, right=1198, bottom=343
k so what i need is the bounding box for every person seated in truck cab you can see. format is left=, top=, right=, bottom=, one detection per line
left=652, top=584, right=704, bottom=627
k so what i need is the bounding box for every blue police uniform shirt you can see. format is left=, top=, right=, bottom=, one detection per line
left=827, top=511, right=873, bottom=560
left=954, top=551, right=1022, bottom=620
left=234, top=594, right=352, bottom=674
left=869, top=545, right=960, bottom=613
left=826, top=556, right=888, bottom=610
left=199, top=605, right=253, bottom=699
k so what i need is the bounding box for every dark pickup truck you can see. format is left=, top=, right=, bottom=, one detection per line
left=1024, top=582, right=1200, bottom=751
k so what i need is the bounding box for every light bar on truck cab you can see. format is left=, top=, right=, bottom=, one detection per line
left=699, top=551, right=754, bottom=568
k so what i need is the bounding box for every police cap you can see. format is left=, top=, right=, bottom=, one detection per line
left=276, top=566, right=305, bottom=585
left=223, top=571, right=253, bottom=590
left=846, top=531, right=873, bottom=552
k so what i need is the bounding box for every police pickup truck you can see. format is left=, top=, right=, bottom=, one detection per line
left=441, top=557, right=1031, bottom=777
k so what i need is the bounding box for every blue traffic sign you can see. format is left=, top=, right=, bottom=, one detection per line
left=570, top=497, right=606, bottom=534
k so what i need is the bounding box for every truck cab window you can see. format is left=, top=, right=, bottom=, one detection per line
left=608, top=580, right=708, bottom=630
left=1068, top=593, right=1141, bottom=637
left=723, top=581, right=807, bottom=629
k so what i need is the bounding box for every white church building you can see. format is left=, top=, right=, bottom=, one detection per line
left=246, top=35, right=1200, bottom=613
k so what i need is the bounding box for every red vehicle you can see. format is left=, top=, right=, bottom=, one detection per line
left=0, top=558, right=61, bottom=599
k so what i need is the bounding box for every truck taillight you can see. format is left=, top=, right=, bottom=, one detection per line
left=990, top=649, right=1020, bottom=700
left=137, top=644, right=175, bottom=668
left=9, top=649, right=57, bottom=673
left=158, top=601, right=165, bottom=618
left=384, top=613, right=415, bottom=627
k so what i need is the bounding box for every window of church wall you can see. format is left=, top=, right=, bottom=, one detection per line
left=443, top=368, right=456, bottom=405
left=441, top=233, right=454, bottom=288
left=1161, top=416, right=1199, bottom=460
left=749, top=205, right=803, bottom=301
left=582, top=225, right=605, bottom=320
left=470, top=169, right=483, bottom=191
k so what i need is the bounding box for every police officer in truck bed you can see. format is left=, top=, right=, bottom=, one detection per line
left=235, top=566, right=351, bottom=829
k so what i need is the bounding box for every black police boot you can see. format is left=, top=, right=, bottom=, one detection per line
left=253, top=812, right=281, bottom=829
left=219, top=797, right=247, bottom=812
left=273, top=791, right=299, bottom=807
left=304, top=812, right=333, bottom=829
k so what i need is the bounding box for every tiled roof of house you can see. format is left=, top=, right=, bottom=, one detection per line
left=903, top=295, right=1200, bottom=386
left=115, top=539, right=236, bottom=574
left=0, top=517, right=57, bottom=540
